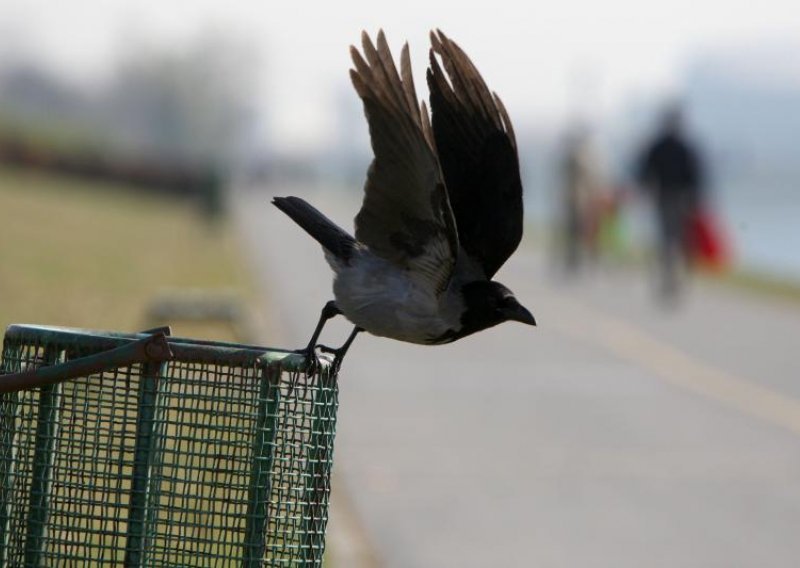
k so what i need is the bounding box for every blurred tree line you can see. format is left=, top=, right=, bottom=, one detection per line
left=0, top=33, right=264, bottom=214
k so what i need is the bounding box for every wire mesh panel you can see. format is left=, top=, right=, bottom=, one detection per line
left=0, top=325, right=339, bottom=567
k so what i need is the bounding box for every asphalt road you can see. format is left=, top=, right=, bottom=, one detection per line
left=234, top=185, right=800, bottom=568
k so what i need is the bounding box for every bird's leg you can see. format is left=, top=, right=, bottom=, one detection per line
left=318, top=326, right=363, bottom=372
left=297, top=300, right=341, bottom=372
left=308, top=301, right=341, bottom=349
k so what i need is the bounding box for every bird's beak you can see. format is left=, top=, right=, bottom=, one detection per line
left=503, top=303, right=537, bottom=326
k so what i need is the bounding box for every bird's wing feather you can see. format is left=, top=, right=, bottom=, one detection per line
left=427, top=29, right=523, bottom=279
left=351, top=30, right=458, bottom=294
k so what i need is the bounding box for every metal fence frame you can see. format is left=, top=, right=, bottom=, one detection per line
left=0, top=324, right=339, bottom=567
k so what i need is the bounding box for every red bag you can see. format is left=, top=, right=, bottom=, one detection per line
left=686, top=208, right=730, bottom=271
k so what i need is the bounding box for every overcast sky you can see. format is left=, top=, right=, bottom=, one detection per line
left=1, top=0, right=798, bottom=150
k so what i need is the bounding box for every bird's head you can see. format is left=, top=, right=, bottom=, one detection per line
left=459, top=281, right=536, bottom=335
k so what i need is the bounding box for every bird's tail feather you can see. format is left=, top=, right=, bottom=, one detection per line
left=272, top=196, right=357, bottom=262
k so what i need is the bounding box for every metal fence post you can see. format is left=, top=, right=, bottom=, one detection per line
left=241, top=363, right=281, bottom=567
left=0, top=390, right=16, bottom=566
left=22, top=347, right=63, bottom=567
left=124, top=361, right=166, bottom=567
left=0, top=345, right=22, bottom=567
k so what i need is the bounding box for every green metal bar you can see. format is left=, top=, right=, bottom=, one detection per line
left=301, top=368, right=338, bottom=566
left=0, top=340, right=22, bottom=566
left=4, top=324, right=321, bottom=373
left=0, top=333, right=172, bottom=394
left=0, top=388, right=19, bottom=566
left=241, top=364, right=281, bottom=567
left=123, top=361, right=166, bottom=568
left=22, top=347, right=63, bottom=567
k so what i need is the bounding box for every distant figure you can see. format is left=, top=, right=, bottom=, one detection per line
left=636, top=105, right=706, bottom=301
left=559, top=127, right=604, bottom=272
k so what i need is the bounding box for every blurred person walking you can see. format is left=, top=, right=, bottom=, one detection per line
left=636, top=104, right=707, bottom=302
left=559, top=126, right=604, bottom=273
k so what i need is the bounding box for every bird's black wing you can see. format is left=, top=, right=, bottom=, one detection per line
left=427, top=30, right=523, bottom=279
left=351, top=31, right=459, bottom=295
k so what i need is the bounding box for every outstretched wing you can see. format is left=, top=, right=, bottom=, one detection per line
left=351, top=30, right=458, bottom=294
left=427, top=29, right=523, bottom=279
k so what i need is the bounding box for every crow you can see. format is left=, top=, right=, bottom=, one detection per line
left=273, top=30, right=535, bottom=367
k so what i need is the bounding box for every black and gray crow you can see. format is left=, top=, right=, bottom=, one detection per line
left=273, top=30, right=535, bottom=365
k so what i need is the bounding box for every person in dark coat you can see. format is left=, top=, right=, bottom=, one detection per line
left=637, top=104, right=706, bottom=301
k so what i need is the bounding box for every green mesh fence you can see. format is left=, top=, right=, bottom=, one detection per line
left=0, top=324, right=339, bottom=567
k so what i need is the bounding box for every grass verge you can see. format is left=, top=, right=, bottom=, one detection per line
left=0, top=166, right=255, bottom=340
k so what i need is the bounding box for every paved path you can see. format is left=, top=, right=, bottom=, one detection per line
left=234, top=185, right=800, bottom=568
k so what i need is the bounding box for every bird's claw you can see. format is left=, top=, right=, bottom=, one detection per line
left=293, top=344, right=343, bottom=375
left=294, top=345, right=322, bottom=376
left=316, top=344, right=346, bottom=373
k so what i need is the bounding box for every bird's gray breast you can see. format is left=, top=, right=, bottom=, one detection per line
left=329, top=250, right=464, bottom=344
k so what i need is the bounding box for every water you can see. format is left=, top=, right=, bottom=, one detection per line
left=716, top=176, right=800, bottom=281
